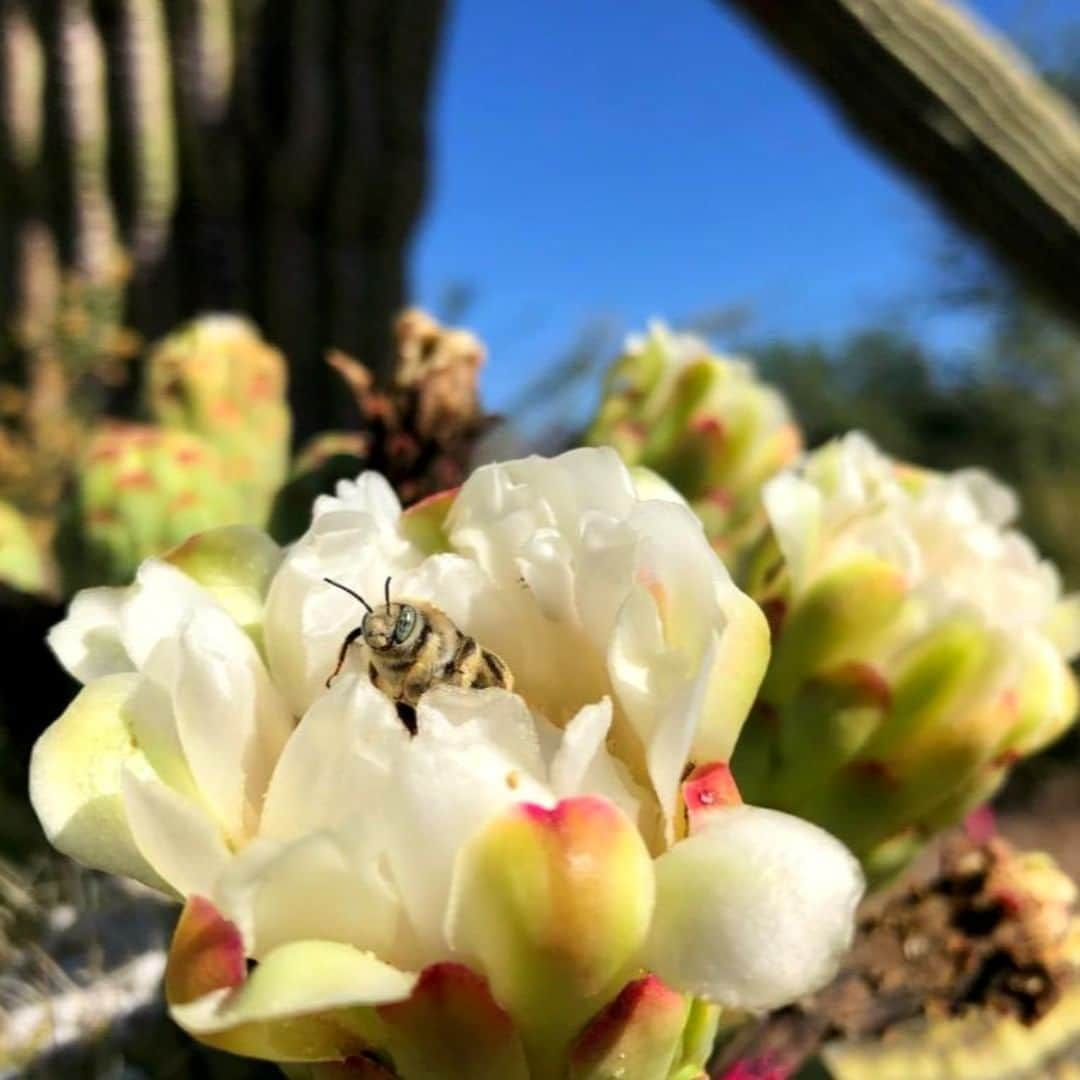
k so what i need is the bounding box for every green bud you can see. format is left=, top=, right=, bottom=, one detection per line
left=58, top=422, right=246, bottom=589
left=586, top=324, right=800, bottom=560
left=146, top=315, right=291, bottom=525
left=762, top=558, right=907, bottom=706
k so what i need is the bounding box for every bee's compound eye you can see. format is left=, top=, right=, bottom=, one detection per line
left=393, top=605, right=417, bottom=644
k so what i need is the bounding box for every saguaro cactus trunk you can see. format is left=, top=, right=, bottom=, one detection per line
left=0, top=0, right=449, bottom=440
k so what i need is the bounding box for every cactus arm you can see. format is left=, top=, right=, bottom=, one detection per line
left=263, top=0, right=334, bottom=434
left=55, top=0, right=118, bottom=281
left=0, top=0, right=45, bottom=180
left=116, top=0, right=177, bottom=267
left=327, top=0, right=448, bottom=392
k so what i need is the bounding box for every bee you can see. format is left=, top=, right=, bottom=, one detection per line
left=323, top=577, right=514, bottom=712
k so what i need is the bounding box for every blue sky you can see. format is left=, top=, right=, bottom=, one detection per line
left=412, top=0, right=1076, bottom=415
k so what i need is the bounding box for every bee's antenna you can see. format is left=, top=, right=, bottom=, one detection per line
left=384, top=576, right=392, bottom=608
left=323, top=577, right=373, bottom=613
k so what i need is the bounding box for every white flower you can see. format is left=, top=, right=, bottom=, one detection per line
left=264, top=448, right=770, bottom=840
left=31, top=450, right=863, bottom=1078
left=33, top=527, right=290, bottom=893
left=739, top=433, right=1079, bottom=880
left=765, top=432, right=1070, bottom=640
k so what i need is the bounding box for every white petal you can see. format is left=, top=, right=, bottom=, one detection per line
left=516, top=528, right=577, bottom=623
left=448, top=448, right=637, bottom=589
left=29, top=675, right=166, bottom=890
left=143, top=606, right=292, bottom=843
left=121, top=771, right=232, bottom=898
left=313, top=471, right=402, bottom=525
left=120, top=560, right=216, bottom=669
left=124, top=678, right=199, bottom=801
left=418, top=686, right=548, bottom=779
left=694, top=582, right=771, bottom=765
left=48, top=586, right=132, bottom=682
left=953, top=468, right=1018, bottom=528
left=260, top=675, right=405, bottom=841
left=213, top=826, right=399, bottom=960
left=1046, top=593, right=1080, bottom=660
left=762, top=471, right=822, bottom=592
left=384, top=690, right=554, bottom=956
left=629, top=467, right=689, bottom=506
left=606, top=499, right=763, bottom=830
left=645, top=806, right=864, bottom=1010
left=549, top=698, right=641, bottom=822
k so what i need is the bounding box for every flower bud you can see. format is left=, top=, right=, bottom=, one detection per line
left=737, top=433, right=1080, bottom=879
left=146, top=314, right=291, bottom=525
left=447, top=797, right=655, bottom=1074
left=568, top=975, right=690, bottom=1080
left=586, top=322, right=801, bottom=563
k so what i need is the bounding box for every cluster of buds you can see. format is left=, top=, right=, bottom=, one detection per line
left=56, top=421, right=244, bottom=590
left=145, top=314, right=292, bottom=525
left=734, top=433, right=1080, bottom=881
left=30, top=448, right=864, bottom=1079
left=585, top=322, right=801, bottom=564
left=0, top=311, right=290, bottom=597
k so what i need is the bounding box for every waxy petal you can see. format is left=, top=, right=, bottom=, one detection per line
left=120, top=559, right=219, bottom=670
left=29, top=675, right=166, bottom=890
left=549, top=699, right=641, bottom=824
left=47, top=586, right=131, bottom=682
left=170, top=939, right=416, bottom=1062
left=378, top=963, right=530, bottom=1080
left=568, top=975, right=690, bottom=1080
left=163, top=525, right=283, bottom=648
left=448, top=449, right=637, bottom=591
left=260, top=676, right=404, bottom=841
left=121, top=771, right=231, bottom=898
left=154, top=606, right=291, bottom=843
left=694, top=582, right=771, bottom=765
left=447, top=797, right=655, bottom=1074
left=606, top=497, right=768, bottom=832
left=385, top=689, right=554, bottom=959
left=762, top=471, right=822, bottom=593
left=213, top=827, right=398, bottom=961
left=166, top=895, right=247, bottom=1005
left=645, top=806, right=863, bottom=1011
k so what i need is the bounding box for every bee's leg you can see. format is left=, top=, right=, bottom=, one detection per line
left=369, top=662, right=387, bottom=695
left=396, top=702, right=418, bottom=735
left=326, top=627, right=365, bottom=688
left=401, top=672, right=430, bottom=707
left=449, top=637, right=484, bottom=688
left=483, top=650, right=514, bottom=693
